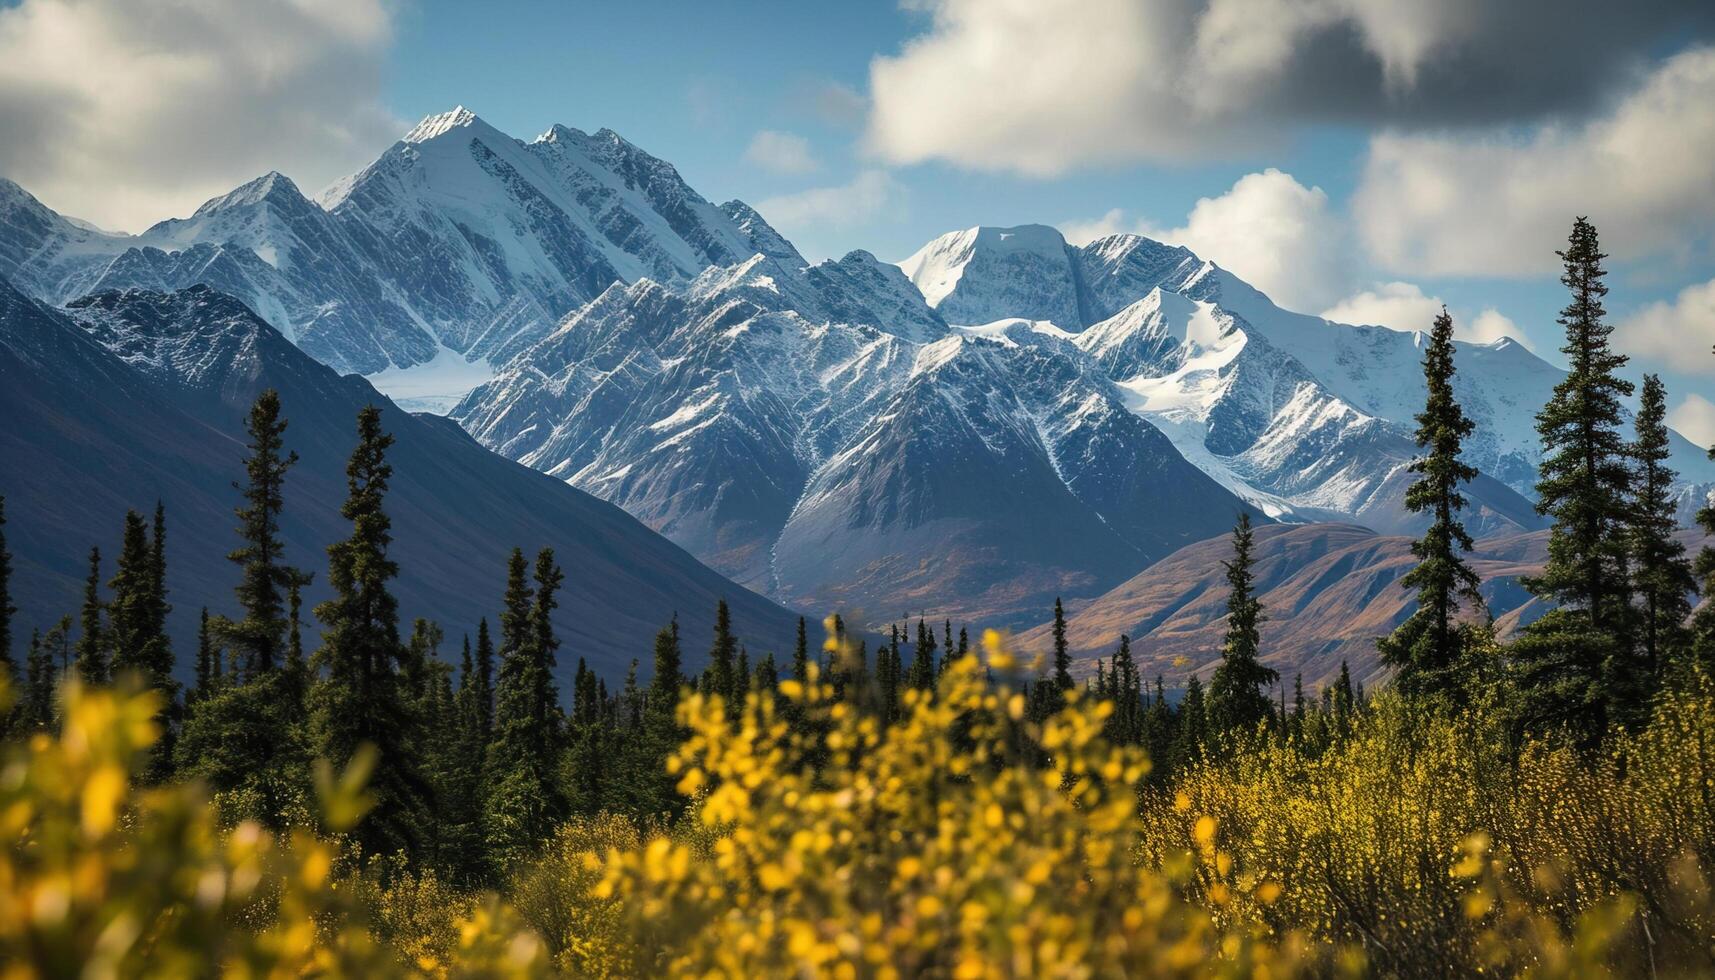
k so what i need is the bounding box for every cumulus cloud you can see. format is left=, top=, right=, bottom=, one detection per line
left=1321, top=284, right=1535, bottom=350
left=866, top=0, right=1710, bottom=175
left=1668, top=393, right=1715, bottom=448
left=744, top=130, right=821, bottom=176
left=0, top=0, right=402, bottom=232
left=756, top=170, right=903, bottom=232
left=1355, top=47, right=1715, bottom=277
left=1321, top=282, right=1443, bottom=332
left=1065, top=170, right=1349, bottom=314
left=1618, top=278, right=1715, bottom=374
left=1465, top=309, right=1534, bottom=350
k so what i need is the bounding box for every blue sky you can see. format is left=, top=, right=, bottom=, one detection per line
left=2, top=0, right=1712, bottom=438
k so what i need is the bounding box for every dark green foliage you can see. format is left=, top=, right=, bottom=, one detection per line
left=484, top=547, right=566, bottom=869
left=193, top=608, right=215, bottom=700
left=1051, top=598, right=1073, bottom=695
left=908, top=619, right=936, bottom=692
left=220, top=390, right=301, bottom=676
left=309, top=405, right=428, bottom=861
left=791, top=617, right=808, bottom=685
left=1378, top=309, right=1486, bottom=705
left=0, top=498, right=13, bottom=710
left=1516, top=219, right=1643, bottom=743
left=1696, top=408, right=1715, bottom=666
left=75, top=548, right=106, bottom=685
left=23, top=627, right=55, bottom=732
left=1208, top=513, right=1277, bottom=738
left=1097, top=635, right=1143, bottom=745
left=1629, top=375, right=1695, bottom=678
left=707, top=599, right=738, bottom=716
left=1173, top=675, right=1207, bottom=769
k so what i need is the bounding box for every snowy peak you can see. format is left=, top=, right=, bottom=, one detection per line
left=403, top=105, right=483, bottom=143
left=899, top=224, right=1083, bottom=327
left=187, top=171, right=306, bottom=217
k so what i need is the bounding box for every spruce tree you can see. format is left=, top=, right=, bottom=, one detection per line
left=75, top=547, right=106, bottom=685
left=708, top=599, right=737, bottom=715
left=791, top=616, right=809, bottom=684
left=1515, top=218, right=1641, bottom=745
left=472, top=617, right=496, bottom=741
left=109, top=508, right=176, bottom=778
left=193, top=608, right=214, bottom=701
left=1173, top=675, right=1207, bottom=769
left=310, top=406, right=428, bottom=858
left=1629, top=374, right=1695, bottom=678
left=0, top=497, right=13, bottom=703
left=485, top=547, right=566, bottom=868
left=24, top=628, right=53, bottom=731
left=222, top=389, right=300, bottom=676
left=1208, top=513, right=1277, bottom=739
left=1696, top=408, right=1715, bottom=666
left=1051, top=597, right=1073, bottom=695
left=1378, top=308, right=1485, bottom=704
left=908, top=619, right=937, bottom=692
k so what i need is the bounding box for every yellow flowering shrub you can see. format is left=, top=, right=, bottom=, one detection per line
left=582, top=629, right=1329, bottom=977
left=1141, top=679, right=1715, bottom=975
left=0, top=678, right=547, bottom=978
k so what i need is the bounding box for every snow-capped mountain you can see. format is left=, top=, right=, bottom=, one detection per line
left=7, top=111, right=1709, bottom=634
left=0, top=108, right=789, bottom=374
left=453, top=251, right=1260, bottom=627
left=904, top=224, right=1715, bottom=525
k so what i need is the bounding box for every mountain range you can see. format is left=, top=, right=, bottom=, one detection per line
left=3, top=106, right=1712, bottom=671
left=0, top=279, right=800, bottom=685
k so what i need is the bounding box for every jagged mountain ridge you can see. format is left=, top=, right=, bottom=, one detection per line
left=454, top=253, right=1263, bottom=628
left=0, top=107, right=791, bottom=374
left=0, top=278, right=801, bottom=683
left=904, top=223, right=1715, bottom=522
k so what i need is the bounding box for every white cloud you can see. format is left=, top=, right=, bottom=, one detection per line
left=1668, top=393, right=1715, bottom=448
left=1618, top=278, right=1715, bottom=375
left=0, top=0, right=401, bottom=232
left=744, top=130, right=821, bottom=176
left=756, top=170, right=903, bottom=232
left=1465, top=309, right=1534, bottom=350
left=1153, top=170, right=1350, bottom=313
left=865, top=0, right=1710, bottom=176
left=1322, top=284, right=1536, bottom=350
left=1065, top=171, right=1350, bottom=314
left=1060, top=208, right=1141, bottom=248
left=1355, top=46, right=1715, bottom=277
left=1321, top=282, right=1443, bottom=332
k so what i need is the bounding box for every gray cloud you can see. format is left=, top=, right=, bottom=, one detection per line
left=0, top=0, right=401, bottom=231
left=866, top=0, right=1713, bottom=175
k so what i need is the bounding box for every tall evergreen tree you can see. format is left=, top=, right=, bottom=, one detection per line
left=485, top=547, right=566, bottom=868
left=23, top=628, right=53, bottom=731
left=0, top=497, right=13, bottom=705
left=1629, top=374, right=1695, bottom=678
left=1378, top=309, right=1485, bottom=704
left=1173, top=675, right=1208, bottom=769
left=1208, top=513, right=1277, bottom=739
left=310, top=406, right=428, bottom=858
left=221, top=390, right=300, bottom=676
left=791, top=616, right=809, bottom=685
left=75, top=548, right=106, bottom=685
left=472, top=618, right=496, bottom=741
left=1515, top=218, right=1642, bottom=745
left=1696, top=395, right=1715, bottom=666
left=908, top=619, right=937, bottom=692
left=192, top=608, right=214, bottom=701
left=708, top=599, right=738, bottom=714
left=1051, top=598, right=1073, bottom=695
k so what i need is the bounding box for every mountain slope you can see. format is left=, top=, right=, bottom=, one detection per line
left=455, top=257, right=1261, bottom=628
left=901, top=223, right=1714, bottom=525
left=1015, top=521, right=1708, bottom=692
left=0, top=108, right=793, bottom=374
left=0, top=279, right=800, bottom=683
